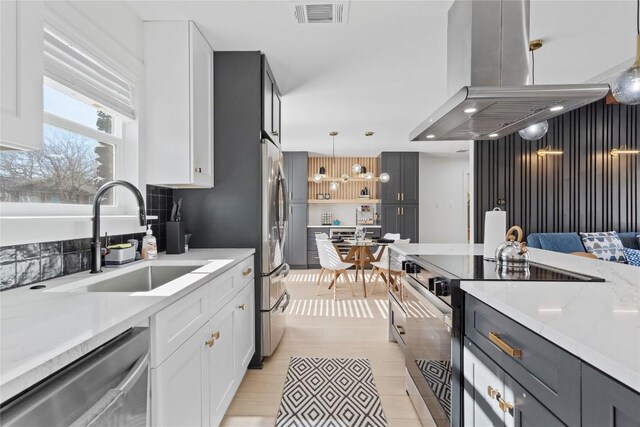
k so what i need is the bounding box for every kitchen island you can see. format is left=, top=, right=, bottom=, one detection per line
left=388, top=242, right=640, bottom=426
left=0, top=248, right=254, bottom=404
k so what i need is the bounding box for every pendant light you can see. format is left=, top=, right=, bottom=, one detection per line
left=329, top=131, right=339, bottom=191
left=519, top=40, right=549, bottom=141
left=612, top=0, right=640, bottom=104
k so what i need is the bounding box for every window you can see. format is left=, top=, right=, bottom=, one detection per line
left=0, top=82, right=121, bottom=205
left=0, top=26, right=136, bottom=210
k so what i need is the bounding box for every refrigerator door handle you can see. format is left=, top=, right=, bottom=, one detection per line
left=281, top=290, right=291, bottom=313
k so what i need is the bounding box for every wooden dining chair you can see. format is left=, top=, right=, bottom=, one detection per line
left=316, top=239, right=356, bottom=300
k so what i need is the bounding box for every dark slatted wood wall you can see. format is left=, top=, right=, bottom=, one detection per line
left=474, top=100, right=639, bottom=242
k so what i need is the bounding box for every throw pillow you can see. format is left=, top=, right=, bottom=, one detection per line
left=579, top=231, right=627, bottom=262
left=622, top=248, right=640, bottom=267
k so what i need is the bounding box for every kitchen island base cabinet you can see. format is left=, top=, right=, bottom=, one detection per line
left=463, top=339, right=565, bottom=427
left=582, top=364, right=640, bottom=427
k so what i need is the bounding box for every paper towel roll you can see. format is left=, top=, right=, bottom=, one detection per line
left=483, top=208, right=506, bottom=260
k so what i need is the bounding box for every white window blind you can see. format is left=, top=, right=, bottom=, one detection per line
left=43, top=28, right=136, bottom=120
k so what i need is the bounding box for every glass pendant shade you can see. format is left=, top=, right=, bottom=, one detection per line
left=518, top=120, right=549, bottom=141
left=612, top=36, right=640, bottom=105
left=351, top=163, right=362, bottom=174
left=379, top=173, right=390, bottom=183
left=329, top=181, right=339, bottom=191
left=313, top=173, right=322, bottom=183
left=364, top=172, right=374, bottom=180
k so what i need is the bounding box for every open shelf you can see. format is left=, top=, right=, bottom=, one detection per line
left=308, top=156, right=379, bottom=201
left=308, top=199, right=380, bottom=204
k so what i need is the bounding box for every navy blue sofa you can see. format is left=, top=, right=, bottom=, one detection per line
left=527, top=232, right=640, bottom=254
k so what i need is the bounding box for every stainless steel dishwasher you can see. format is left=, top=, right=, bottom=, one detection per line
left=0, top=327, right=149, bottom=426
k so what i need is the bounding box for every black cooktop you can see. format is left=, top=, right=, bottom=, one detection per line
left=410, top=255, right=604, bottom=282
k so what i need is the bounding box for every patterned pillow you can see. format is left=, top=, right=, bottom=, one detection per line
left=580, top=231, right=626, bottom=262
left=622, top=248, right=640, bottom=266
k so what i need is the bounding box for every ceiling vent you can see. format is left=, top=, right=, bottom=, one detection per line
left=290, top=1, right=350, bottom=25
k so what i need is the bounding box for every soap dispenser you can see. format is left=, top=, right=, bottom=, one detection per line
left=142, top=225, right=157, bottom=260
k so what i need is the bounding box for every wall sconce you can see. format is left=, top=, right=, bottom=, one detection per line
left=610, top=145, right=640, bottom=157
left=536, top=146, right=564, bottom=157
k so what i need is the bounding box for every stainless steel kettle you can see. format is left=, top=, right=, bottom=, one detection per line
left=495, top=226, right=530, bottom=270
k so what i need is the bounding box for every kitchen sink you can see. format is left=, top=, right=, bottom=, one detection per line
left=74, top=265, right=200, bottom=293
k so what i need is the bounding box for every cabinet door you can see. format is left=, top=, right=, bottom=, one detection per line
left=0, top=0, right=43, bottom=150
left=380, top=153, right=402, bottom=203
left=208, top=303, right=236, bottom=427
left=263, top=64, right=273, bottom=136
left=152, top=324, right=210, bottom=427
left=503, top=375, right=565, bottom=427
left=582, top=363, right=640, bottom=427
left=463, top=339, right=506, bottom=427
left=400, top=204, right=419, bottom=243
left=234, top=284, right=255, bottom=374
left=190, top=22, right=214, bottom=187
left=272, top=90, right=281, bottom=143
left=381, top=204, right=401, bottom=236
left=290, top=152, right=308, bottom=203
left=287, top=204, right=308, bottom=267
left=400, top=153, right=419, bottom=203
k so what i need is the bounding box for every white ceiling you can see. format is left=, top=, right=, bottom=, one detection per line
left=128, top=0, right=636, bottom=156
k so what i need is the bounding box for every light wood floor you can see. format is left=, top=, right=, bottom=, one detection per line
left=221, top=269, right=424, bottom=427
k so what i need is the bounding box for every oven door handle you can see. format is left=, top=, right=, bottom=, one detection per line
left=404, top=275, right=452, bottom=318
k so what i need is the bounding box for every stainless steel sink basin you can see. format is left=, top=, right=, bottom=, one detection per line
left=76, top=265, right=199, bottom=293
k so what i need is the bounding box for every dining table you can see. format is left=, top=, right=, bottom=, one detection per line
left=333, top=239, right=388, bottom=297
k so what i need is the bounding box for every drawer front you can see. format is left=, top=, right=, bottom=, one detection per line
left=582, top=363, right=640, bottom=427
left=465, top=294, right=581, bottom=426
left=307, top=250, right=320, bottom=265
left=152, top=284, right=210, bottom=367
left=234, top=256, right=255, bottom=290
left=210, top=256, right=254, bottom=314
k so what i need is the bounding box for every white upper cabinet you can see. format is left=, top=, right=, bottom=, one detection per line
left=0, top=1, right=43, bottom=151
left=144, top=21, right=213, bottom=188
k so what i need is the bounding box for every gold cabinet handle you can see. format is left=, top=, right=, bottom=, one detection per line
left=487, top=386, right=499, bottom=399
left=212, top=331, right=220, bottom=340
left=205, top=338, right=215, bottom=347
left=488, top=332, right=522, bottom=358
left=397, top=192, right=400, bottom=201
left=401, top=192, right=404, bottom=201
left=498, top=397, right=514, bottom=412
left=242, top=268, right=252, bottom=277
left=239, top=304, right=246, bottom=310
left=401, top=207, right=404, bottom=215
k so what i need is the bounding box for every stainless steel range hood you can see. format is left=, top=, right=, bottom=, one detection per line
left=410, top=0, right=610, bottom=142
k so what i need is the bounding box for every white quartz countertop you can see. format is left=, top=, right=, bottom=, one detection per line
left=0, top=248, right=254, bottom=403
left=389, top=243, right=640, bottom=392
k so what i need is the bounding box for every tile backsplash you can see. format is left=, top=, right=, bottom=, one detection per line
left=0, top=185, right=174, bottom=291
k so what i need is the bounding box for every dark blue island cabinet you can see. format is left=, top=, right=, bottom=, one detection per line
left=462, top=294, right=640, bottom=427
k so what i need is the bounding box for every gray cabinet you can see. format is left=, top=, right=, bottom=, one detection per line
left=582, top=364, right=640, bottom=427
left=465, top=295, right=581, bottom=426
left=286, top=204, right=307, bottom=268
left=263, top=58, right=280, bottom=143
left=283, top=152, right=308, bottom=269
left=283, top=152, right=308, bottom=204
left=380, top=152, right=419, bottom=204
left=464, top=338, right=564, bottom=427
left=381, top=204, right=419, bottom=242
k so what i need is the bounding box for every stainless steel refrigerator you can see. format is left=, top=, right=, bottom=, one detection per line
left=260, top=136, right=291, bottom=357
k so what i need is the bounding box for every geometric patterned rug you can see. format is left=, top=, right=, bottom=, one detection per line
left=416, top=359, right=451, bottom=419
left=275, top=357, right=388, bottom=426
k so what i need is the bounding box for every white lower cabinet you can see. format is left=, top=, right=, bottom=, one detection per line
left=152, top=324, right=210, bottom=427
left=208, top=302, right=237, bottom=427
left=151, top=255, right=256, bottom=427
left=234, top=284, right=255, bottom=374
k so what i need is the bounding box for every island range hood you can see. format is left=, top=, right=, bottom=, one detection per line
left=410, top=0, right=610, bottom=142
